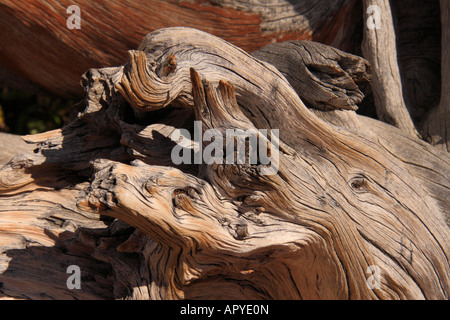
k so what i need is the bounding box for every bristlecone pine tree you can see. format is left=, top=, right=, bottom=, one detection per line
left=0, top=1, right=448, bottom=300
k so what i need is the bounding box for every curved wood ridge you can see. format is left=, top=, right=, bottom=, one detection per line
left=0, top=27, right=448, bottom=300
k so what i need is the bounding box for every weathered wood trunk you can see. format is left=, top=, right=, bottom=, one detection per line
left=0, top=26, right=448, bottom=300
left=2, top=1, right=443, bottom=147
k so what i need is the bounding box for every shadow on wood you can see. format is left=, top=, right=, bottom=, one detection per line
left=0, top=27, right=448, bottom=300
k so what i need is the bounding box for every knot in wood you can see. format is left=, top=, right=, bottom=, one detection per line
left=349, top=175, right=369, bottom=193
left=235, top=223, right=248, bottom=240
left=159, top=55, right=177, bottom=77
left=144, top=176, right=158, bottom=194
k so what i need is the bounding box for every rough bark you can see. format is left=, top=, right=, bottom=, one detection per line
left=0, top=28, right=448, bottom=300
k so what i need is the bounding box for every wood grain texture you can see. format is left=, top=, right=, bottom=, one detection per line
left=361, top=0, right=418, bottom=138
left=0, top=28, right=448, bottom=300
left=0, top=0, right=353, bottom=97
left=251, top=40, right=371, bottom=111
left=253, top=39, right=450, bottom=226
left=0, top=133, right=34, bottom=165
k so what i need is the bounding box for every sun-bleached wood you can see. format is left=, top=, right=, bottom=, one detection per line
left=0, top=133, right=34, bottom=165
left=0, top=27, right=448, bottom=300
left=361, top=0, right=419, bottom=138
left=251, top=40, right=371, bottom=111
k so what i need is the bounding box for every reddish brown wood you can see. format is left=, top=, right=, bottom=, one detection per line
left=0, top=0, right=353, bottom=97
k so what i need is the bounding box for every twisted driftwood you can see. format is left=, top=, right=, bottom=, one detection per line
left=0, top=27, right=448, bottom=300
left=1, top=0, right=444, bottom=149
